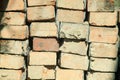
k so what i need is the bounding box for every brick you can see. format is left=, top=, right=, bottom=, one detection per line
left=90, top=42, right=118, bottom=58
left=0, top=12, right=25, bottom=25
left=30, top=22, right=57, bottom=37
left=29, top=51, right=56, bottom=65
left=0, top=25, right=28, bottom=39
left=60, top=22, right=89, bottom=40
left=56, top=67, right=84, bottom=80
left=89, top=12, right=117, bottom=26
left=33, top=38, right=59, bottom=52
left=60, top=53, right=89, bottom=70
left=90, top=57, right=118, bottom=72
left=28, top=66, right=55, bottom=79
left=0, top=54, right=24, bottom=69
left=88, top=0, right=114, bottom=11
left=57, top=9, right=85, bottom=23
left=0, top=0, right=25, bottom=11
left=28, top=0, right=55, bottom=6
left=0, top=69, right=24, bottom=80
left=87, top=72, right=115, bottom=80
left=89, top=26, right=118, bottom=43
left=60, top=40, right=88, bottom=55
left=0, top=40, right=28, bottom=55
left=57, top=0, right=85, bottom=10
left=27, top=6, right=55, bottom=22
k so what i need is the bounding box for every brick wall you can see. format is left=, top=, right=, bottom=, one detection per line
left=0, top=0, right=120, bottom=80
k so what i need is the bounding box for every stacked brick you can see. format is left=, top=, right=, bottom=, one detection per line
left=0, top=0, right=28, bottom=80
left=87, top=0, right=119, bottom=80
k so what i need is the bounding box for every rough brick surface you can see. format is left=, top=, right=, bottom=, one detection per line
left=89, top=12, right=117, bottom=26
left=28, top=0, right=55, bottom=6
left=57, top=0, right=85, bottom=10
left=88, top=0, right=114, bottom=11
left=57, top=9, right=85, bottom=23
left=28, top=66, right=55, bottom=79
left=0, top=40, right=28, bottom=55
left=56, top=67, right=84, bottom=80
left=27, top=6, right=55, bottom=22
left=0, top=0, right=25, bottom=11
left=89, top=26, right=118, bottom=43
left=29, top=51, right=56, bottom=65
left=60, top=22, right=89, bottom=40
left=90, top=42, right=118, bottom=58
left=60, top=40, right=88, bottom=55
left=87, top=72, right=115, bottom=80
left=0, top=25, right=28, bottom=39
left=90, top=57, right=118, bottom=72
left=60, top=53, right=89, bottom=70
left=30, top=22, right=57, bottom=37
left=33, top=38, right=59, bottom=52
left=0, top=54, right=24, bottom=69
left=0, top=12, right=25, bottom=25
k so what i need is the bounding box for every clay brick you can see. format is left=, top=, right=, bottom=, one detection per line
left=90, top=57, right=118, bottom=72
left=60, top=22, right=89, bottom=40
left=57, top=0, right=85, bottom=10
left=0, top=54, right=24, bottom=69
left=87, top=72, right=115, bottom=80
left=0, top=40, right=28, bottom=55
left=60, top=40, right=88, bottom=55
left=28, top=0, right=55, bottom=6
left=27, top=6, right=55, bottom=22
left=0, top=25, right=28, bottom=39
left=30, top=22, right=57, bottom=37
left=0, top=0, right=25, bottom=11
left=33, top=38, right=59, bottom=52
left=0, top=12, right=25, bottom=25
left=0, top=69, right=24, bottom=80
left=90, top=42, right=118, bottom=58
left=88, top=0, right=114, bottom=11
left=89, top=26, right=118, bottom=43
left=89, top=12, right=117, bottom=26
left=60, top=53, right=89, bottom=70
left=29, top=51, right=56, bottom=65
left=57, top=9, right=85, bottom=23
left=28, top=66, right=55, bottom=79
left=56, top=67, right=84, bottom=80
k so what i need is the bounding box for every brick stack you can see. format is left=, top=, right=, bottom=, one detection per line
left=27, top=0, right=59, bottom=79
left=0, top=0, right=28, bottom=80
left=87, top=0, right=119, bottom=80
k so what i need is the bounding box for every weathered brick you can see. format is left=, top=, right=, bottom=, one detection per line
left=0, top=25, right=28, bottom=39
left=0, top=12, right=25, bottom=25
left=90, top=57, right=118, bottom=72
left=89, top=12, right=117, bottom=26
left=0, top=54, right=24, bottom=69
left=60, top=22, right=89, bottom=40
left=30, top=22, right=57, bottom=37
left=33, top=38, right=59, bottom=52
left=60, top=53, right=89, bottom=70
left=88, top=0, right=114, bottom=11
left=28, top=66, right=55, bottom=79
left=89, top=26, right=118, bottom=43
left=29, top=51, right=56, bottom=65
left=27, top=6, right=55, bottom=22
left=57, top=9, right=85, bottom=23
left=90, top=42, right=118, bottom=58
left=56, top=67, right=84, bottom=80
left=0, top=0, right=25, bottom=11
left=57, top=0, right=85, bottom=10
left=28, top=0, right=55, bottom=6
left=0, top=40, right=28, bottom=55
left=60, top=40, right=88, bottom=55
left=87, top=72, right=115, bottom=80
